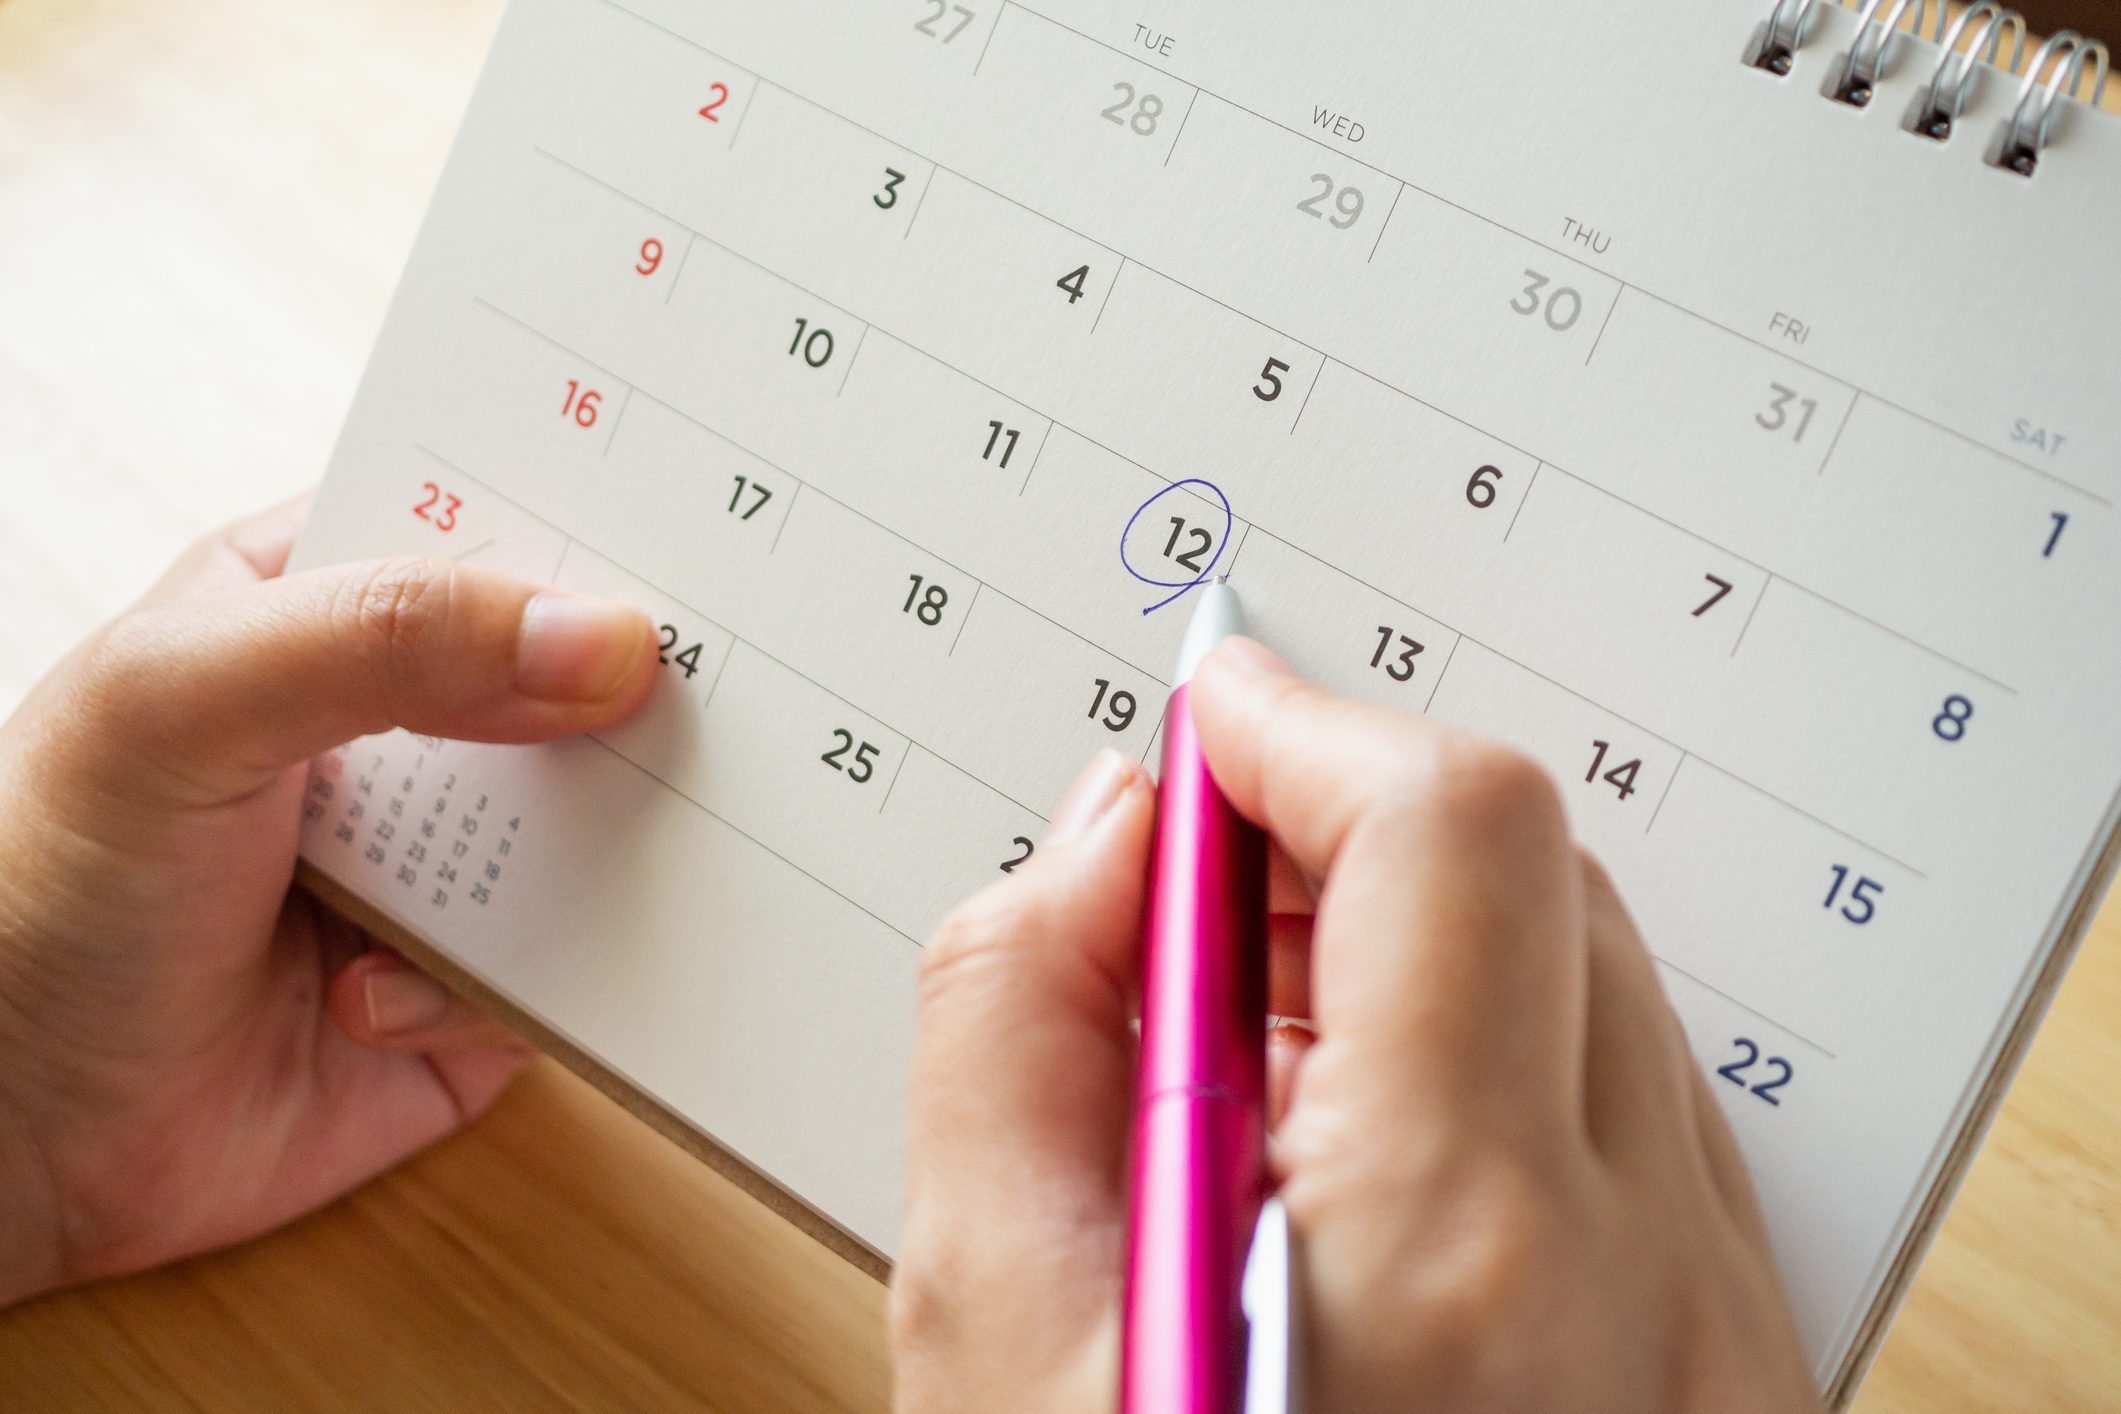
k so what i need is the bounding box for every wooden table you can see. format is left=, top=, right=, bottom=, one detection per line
left=1, top=2, right=2116, bottom=1408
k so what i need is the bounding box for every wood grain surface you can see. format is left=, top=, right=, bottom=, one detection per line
left=1, top=2, right=2116, bottom=1409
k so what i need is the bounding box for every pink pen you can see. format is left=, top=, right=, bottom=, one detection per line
left=1123, top=578, right=1270, bottom=1414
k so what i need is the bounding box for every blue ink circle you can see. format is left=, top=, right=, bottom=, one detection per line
left=1119, top=479, right=1234, bottom=616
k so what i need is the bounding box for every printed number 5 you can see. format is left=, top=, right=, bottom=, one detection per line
left=915, top=1, right=976, bottom=41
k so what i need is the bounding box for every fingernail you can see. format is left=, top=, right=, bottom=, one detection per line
left=365, top=968, right=452, bottom=1037
left=1046, top=750, right=1138, bottom=849
left=1212, top=637, right=1292, bottom=678
left=516, top=593, right=651, bottom=702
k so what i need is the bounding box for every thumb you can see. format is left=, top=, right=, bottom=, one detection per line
left=900, top=748, right=1154, bottom=1255
left=46, top=557, right=658, bottom=808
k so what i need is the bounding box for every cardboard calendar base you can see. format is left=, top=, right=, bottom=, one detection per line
left=295, top=861, right=892, bottom=1285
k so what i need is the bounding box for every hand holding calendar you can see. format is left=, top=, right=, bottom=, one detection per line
left=0, top=502, right=656, bottom=1304
left=894, top=645, right=1818, bottom=1413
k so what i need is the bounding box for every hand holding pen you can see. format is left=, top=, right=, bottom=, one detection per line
left=891, top=629, right=1819, bottom=1414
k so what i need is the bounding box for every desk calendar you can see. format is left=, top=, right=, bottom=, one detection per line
left=291, top=0, right=2121, bottom=1398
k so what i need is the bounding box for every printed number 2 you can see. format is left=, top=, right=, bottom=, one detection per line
left=1717, top=1038, right=1793, bottom=1107
left=698, top=82, right=730, bottom=122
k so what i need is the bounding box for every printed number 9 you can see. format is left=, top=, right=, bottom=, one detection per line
left=636, top=238, right=664, bottom=277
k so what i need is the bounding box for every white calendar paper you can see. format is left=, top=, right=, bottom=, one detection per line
left=293, top=0, right=2121, bottom=1390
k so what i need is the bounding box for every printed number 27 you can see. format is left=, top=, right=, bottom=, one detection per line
left=916, top=2, right=976, bottom=41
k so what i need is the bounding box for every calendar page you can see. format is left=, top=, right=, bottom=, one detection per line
left=292, top=0, right=2121, bottom=1387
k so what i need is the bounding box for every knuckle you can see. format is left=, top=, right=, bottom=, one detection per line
left=1425, top=735, right=1565, bottom=838
left=919, top=886, right=1030, bottom=1004
left=328, top=558, right=457, bottom=687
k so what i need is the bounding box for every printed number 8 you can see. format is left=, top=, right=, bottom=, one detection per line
left=1933, top=694, right=1973, bottom=742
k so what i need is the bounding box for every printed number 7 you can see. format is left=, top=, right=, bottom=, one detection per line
left=915, top=1, right=976, bottom=42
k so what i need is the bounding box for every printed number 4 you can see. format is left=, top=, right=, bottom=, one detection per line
left=1717, top=1038, right=1793, bottom=1106
left=915, top=1, right=976, bottom=41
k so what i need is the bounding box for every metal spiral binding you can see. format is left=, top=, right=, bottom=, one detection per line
left=1831, top=0, right=1936, bottom=107
left=1912, top=3, right=2026, bottom=140
left=1746, top=0, right=2111, bottom=177
left=1996, top=30, right=2109, bottom=173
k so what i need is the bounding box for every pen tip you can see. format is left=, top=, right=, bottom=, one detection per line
left=1171, top=579, right=1249, bottom=688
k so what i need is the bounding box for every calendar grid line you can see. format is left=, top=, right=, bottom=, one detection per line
left=1163, top=89, right=1199, bottom=168
left=1816, top=392, right=1860, bottom=477
left=1288, top=358, right=1327, bottom=434
left=501, top=148, right=1945, bottom=873
left=1502, top=462, right=1543, bottom=543
left=415, top=445, right=1056, bottom=828
left=591, top=0, right=2107, bottom=506
left=585, top=734, right=920, bottom=944
left=1646, top=753, right=1687, bottom=834
left=1248, top=526, right=1925, bottom=877
left=1546, top=460, right=2012, bottom=691
left=602, top=386, right=635, bottom=456
left=988, top=0, right=2108, bottom=504
left=972, top=1, right=1007, bottom=78
left=1366, top=182, right=1404, bottom=265
left=725, top=75, right=759, bottom=150
left=770, top=483, right=801, bottom=555
left=662, top=233, right=695, bottom=306
left=878, top=742, right=913, bottom=814
left=947, top=582, right=982, bottom=656
left=1583, top=286, right=1622, bottom=367
left=457, top=298, right=1180, bottom=691
left=836, top=324, right=870, bottom=396
left=1421, top=631, right=1461, bottom=715
left=1090, top=257, right=1126, bottom=334
left=1730, top=577, right=1773, bottom=660
left=1656, top=958, right=1836, bottom=1061
left=1015, top=419, right=1055, bottom=496
left=902, top=163, right=939, bottom=241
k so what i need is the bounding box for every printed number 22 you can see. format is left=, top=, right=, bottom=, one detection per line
left=1717, top=1038, right=1793, bottom=1107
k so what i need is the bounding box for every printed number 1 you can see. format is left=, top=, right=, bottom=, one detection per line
left=2045, top=511, right=2068, bottom=558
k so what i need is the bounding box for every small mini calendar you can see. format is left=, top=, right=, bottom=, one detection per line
left=292, top=0, right=2121, bottom=1398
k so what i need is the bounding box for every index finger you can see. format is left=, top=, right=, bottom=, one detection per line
left=1188, top=639, right=1587, bottom=1126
